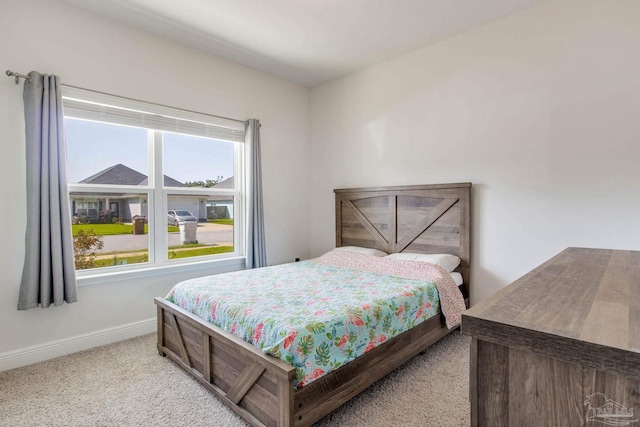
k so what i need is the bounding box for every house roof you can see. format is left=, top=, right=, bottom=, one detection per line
left=207, top=177, right=234, bottom=202
left=139, top=176, right=187, bottom=187
left=79, top=163, right=186, bottom=187
left=214, top=176, right=234, bottom=189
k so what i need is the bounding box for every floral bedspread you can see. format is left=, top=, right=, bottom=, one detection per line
left=165, top=251, right=465, bottom=388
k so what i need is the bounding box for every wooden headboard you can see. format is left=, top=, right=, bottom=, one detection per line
left=334, top=183, right=471, bottom=297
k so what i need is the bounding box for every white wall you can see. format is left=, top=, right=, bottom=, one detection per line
left=309, top=0, right=640, bottom=304
left=0, top=0, right=309, bottom=358
left=4, top=0, right=640, bottom=367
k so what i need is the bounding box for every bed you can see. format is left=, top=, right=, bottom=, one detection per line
left=155, top=182, right=471, bottom=426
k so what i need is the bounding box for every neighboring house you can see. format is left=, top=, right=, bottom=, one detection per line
left=207, top=176, right=234, bottom=219
left=70, top=164, right=233, bottom=222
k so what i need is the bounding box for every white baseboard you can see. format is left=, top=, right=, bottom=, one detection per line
left=0, top=318, right=156, bottom=372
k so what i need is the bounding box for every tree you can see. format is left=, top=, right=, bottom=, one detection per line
left=185, top=176, right=224, bottom=188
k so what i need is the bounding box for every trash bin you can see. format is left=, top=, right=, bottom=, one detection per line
left=179, top=221, right=197, bottom=244
left=132, top=216, right=146, bottom=235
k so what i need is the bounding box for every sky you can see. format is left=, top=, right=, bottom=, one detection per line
left=65, top=118, right=235, bottom=184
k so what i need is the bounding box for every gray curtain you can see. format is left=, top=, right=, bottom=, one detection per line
left=245, top=119, right=267, bottom=268
left=18, top=71, right=77, bottom=310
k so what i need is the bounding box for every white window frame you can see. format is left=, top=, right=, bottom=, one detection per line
left=63, top=87, right=247, bottom=284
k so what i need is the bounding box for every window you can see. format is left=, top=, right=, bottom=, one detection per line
left=64, top=88, right=246, bottom=273
left=73, top=200, right=99, bottom=218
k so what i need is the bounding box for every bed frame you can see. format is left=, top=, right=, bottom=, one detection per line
left=155, top=182, right=471, bottom=426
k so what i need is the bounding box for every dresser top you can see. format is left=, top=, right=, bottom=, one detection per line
left=462, top=247, right=640, bottom=355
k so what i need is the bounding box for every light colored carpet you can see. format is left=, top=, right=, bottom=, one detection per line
left=0, top=332, right=470, bottom=426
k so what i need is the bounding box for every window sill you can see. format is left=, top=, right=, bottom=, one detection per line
left=77, top=256, right=246, bottom=287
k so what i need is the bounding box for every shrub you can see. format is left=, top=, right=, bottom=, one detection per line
left=73, top=229, right=104, bottom=270
left=73, top=214, right=89, bottom=224
left=97, top=209, right=118, bottom=224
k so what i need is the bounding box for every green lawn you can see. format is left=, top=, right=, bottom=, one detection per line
left=72, top=223, right=179, bottom=236
left=168, top=242, right=206, bottom=249
left=90, top=245, right=234, bottom=268
left=169, top=246, right=234, bottom=259
left=93, top=254, right=149, bottom=268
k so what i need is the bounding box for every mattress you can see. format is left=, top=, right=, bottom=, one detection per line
left=165, top=250, right=465, bottom=388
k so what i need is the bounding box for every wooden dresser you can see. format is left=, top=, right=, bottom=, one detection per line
left=462, top=248, right=640, bottom=427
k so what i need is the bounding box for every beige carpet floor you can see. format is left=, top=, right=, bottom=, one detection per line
left=0, top=332, right=470, bottom=426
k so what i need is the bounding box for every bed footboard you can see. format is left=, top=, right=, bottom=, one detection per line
left=155, top=297, right=296, bottom=427
left=157, top=296, right=459, bottom=427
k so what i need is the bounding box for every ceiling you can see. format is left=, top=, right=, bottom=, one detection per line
left=63, top=0, right=545, bottom=87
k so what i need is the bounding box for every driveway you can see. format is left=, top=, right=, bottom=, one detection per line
left=98, top=222, right=233, bottom=253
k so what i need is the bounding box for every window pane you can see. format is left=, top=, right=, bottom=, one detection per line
left=163, top=132, right=234, bottom=189
left=167, top=195, right=234, bottom=261
left=65, top=118, right=149, bottom=185
left=69, top=192, right=150, bottom=270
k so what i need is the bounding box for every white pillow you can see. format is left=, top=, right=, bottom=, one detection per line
left=449, top=272, right=463, bottom=287
left=333, top=246, right=388, bottom=257
left=385, top=252, right=461, bottom=272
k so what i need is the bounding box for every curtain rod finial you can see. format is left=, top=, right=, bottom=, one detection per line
left=6, top=70, right=17, bottom=84
left=6, top=70, right=30, bottom=84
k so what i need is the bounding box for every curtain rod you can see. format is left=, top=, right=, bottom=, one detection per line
left=5, top=69, right=246, bottom=125
left=6, top=70, right=31, bottom=84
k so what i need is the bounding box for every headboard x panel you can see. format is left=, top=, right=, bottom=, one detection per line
left=334, top=183, right=471, bottom=287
